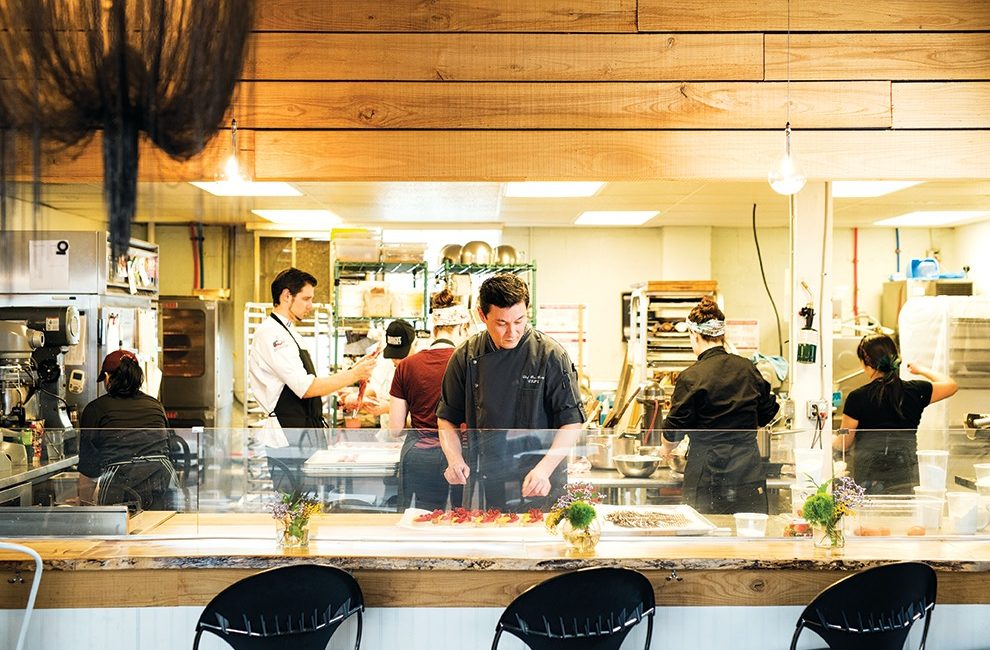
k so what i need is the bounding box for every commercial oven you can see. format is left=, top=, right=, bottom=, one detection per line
left=159, top=296, right=233, bottom=429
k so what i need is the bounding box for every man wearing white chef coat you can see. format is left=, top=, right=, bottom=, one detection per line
left=250, top=267, right=375, bottom=447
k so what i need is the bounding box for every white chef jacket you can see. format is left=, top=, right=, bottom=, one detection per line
left=248, top=313, right=315, bottom=415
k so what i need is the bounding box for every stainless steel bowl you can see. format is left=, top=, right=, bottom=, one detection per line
left=612, top=454, right=662, bottom=478
left=439, top=244, right=462, bottom=265
left=492, top=244, right=517, bottom=264
left=460, top=241, right=492, bottom=264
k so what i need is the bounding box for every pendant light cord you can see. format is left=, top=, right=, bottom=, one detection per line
left=786, top=0, right=791, bottom=125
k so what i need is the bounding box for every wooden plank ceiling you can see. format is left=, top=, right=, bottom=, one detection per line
left=12, top=0, right=990, bottom=184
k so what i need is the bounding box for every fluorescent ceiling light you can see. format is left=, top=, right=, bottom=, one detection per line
left=832, top=181, right=923, bottom=198
left=874, top=211, right=990, bottom=227
left=505, top=182, right=605, bottom=198
left=251, top=209, right=342, bottom=226
left=189, top=181, right=302, bottom=197
left=575, top=210, right=658, bottom=226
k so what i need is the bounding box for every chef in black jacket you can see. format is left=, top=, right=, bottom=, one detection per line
left=660, top=297, right=779, bottom=514
left=437, top=274, right=584, bottom=509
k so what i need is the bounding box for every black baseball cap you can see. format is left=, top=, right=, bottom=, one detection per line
left=383, top=319, right=415, bottom=359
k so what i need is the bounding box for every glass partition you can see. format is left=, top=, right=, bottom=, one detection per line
left=3, top=426, right=990, bottom=541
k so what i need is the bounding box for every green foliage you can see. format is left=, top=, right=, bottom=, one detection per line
left=802, top=493, right=836, bottom=526
left=565, top=501, right=597, bottom=529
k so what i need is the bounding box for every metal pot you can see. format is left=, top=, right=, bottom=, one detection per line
left=585, top=431, right=640, bottom=469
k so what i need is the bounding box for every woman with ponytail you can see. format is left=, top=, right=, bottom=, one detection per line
left=79, top=350, right=176, bottom=510
left=836, top=333, right=957, bottom=494
left=660, top=296, right=780, bottom=514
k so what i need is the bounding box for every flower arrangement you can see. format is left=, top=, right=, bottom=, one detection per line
left=801, top=476, right=865, bottom=548
left=269, top=491, right=322, bottom=548
left=545, top=482, right=605, bottom=552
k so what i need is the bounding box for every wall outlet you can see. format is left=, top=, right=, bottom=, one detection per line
left=806, top=400, right=830, bottom=419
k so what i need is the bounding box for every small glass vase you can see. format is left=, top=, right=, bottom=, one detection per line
left=560, top=517, right=601, bottom=554
left=276, top=516, right=311, bottom=548
left=812, top=520, right=845, bottom=549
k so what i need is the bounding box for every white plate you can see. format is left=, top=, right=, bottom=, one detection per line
left=395, top=508, right=549, bottom=539
left=597, top=504, right=717, bottom=536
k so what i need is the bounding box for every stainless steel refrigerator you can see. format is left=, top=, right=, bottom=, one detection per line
left=0, top=231, right=160, bottom=423
left=159, top=296, right=233, bottom=429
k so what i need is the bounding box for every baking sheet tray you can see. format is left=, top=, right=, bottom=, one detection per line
left=302, top=447, right=400, bottom=477
left=597, top=504, right=717, bottom=536
left=395, top=508, right=548, bottom=540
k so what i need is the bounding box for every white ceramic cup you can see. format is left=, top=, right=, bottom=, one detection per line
left=733, top=512, right=769, bottom=538
left=946, top=491, right=989, bottom=534
left=974, top=463, right=990, bottom=483
left=916, top=450, right=949, bottom=489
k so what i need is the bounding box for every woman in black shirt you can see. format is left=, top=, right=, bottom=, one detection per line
left=660, top=297, right=779, bottom=514
left=835, top=334, right=957, bottom=494
left=79, top=350, right=176, bottom=510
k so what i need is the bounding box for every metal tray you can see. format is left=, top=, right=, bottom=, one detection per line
left=597, top=504, right=717, bottom=536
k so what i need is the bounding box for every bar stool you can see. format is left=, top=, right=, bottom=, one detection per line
left=0, top=542, right=43, bottom=650
left=790, top=561, right=937, bottom=650
left=491, top=567, right=655, bottom=650
left=192, top=564, right=364, bottom=650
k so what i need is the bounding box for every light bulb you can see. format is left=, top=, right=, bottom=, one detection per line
left=768, top=122, right=806, bottom=195
left=223, top=154, right=242, bottom=182
left=769, top=152, right=806, bottom=195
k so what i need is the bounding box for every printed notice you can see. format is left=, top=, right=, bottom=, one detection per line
left=29, top=240, right=71, bottom=290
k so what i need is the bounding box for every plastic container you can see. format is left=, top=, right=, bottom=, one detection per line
left=338, top=282, right=366, bottom=318
left=974, top=463, right=990, bottom=483
left=391, top=290, right=424, bottom=318
left=334, top=240, right=380, bottom=262
left=793, top=448, right=827, bottom=484
left=380, top=242, right=426, bottom=263
left=363, top=291, right=392, bottom=318
left=848, top=495, right=941, bottom=537
left=946, top=491, right=988, bottom=534
left=908, top=258, right=940, bottom=279
left=733, top=512, right=768, bottom=538
left=916, top=450, right=949, bottom=489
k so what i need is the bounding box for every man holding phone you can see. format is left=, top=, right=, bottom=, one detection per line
left=250, top=268, right=376, bottom=439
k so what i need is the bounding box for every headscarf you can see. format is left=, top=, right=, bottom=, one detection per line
left=685, top=318, right=725, bottom=338
left=432, top=306, right=471, bottom=327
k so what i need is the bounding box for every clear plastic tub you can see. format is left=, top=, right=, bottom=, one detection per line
left=733, top=512, right=768, bottom=537
left=848, top=495, right=943, bottom=537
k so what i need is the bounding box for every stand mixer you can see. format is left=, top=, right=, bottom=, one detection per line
left=0, top=306, right=80, bottom=430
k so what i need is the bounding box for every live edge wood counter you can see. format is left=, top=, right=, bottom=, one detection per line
left=2, top=513, right=989, bottom=610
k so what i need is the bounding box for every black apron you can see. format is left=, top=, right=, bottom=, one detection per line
left=683, top=432, right=767, bottom=514
left=463, top=330, right=566, bottom=509
left=270, top=314, right=327, bottom=430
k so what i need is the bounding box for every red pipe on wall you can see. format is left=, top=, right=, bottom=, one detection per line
left=852, top=227, right=859, bottom=318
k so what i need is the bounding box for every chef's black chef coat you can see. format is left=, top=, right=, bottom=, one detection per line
left=437, top=328, right=584, bottom=508
left=663, top=346, right=779, bottom=514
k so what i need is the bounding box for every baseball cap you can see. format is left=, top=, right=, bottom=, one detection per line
left=98, top=349, right=139, bottom=381
left=383, top=319, right=415, bottom=359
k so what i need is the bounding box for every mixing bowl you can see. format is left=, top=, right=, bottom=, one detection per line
left=460, top=241, right=492, bottom=264
left=439, top=244, right=462, bottom=265
left=492, top=244, right=517, bottom=264
left=612, top=454, right=662, bottom=478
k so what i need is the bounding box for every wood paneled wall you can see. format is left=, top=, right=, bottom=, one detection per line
left=16, top=0, right=990, bottom=181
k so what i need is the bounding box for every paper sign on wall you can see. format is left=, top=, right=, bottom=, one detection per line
left=29, top=240, right=71, bottom=290
left=725, top=319, right=760, bottom=358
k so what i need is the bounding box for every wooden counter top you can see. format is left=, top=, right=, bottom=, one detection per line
left=2, top=512, right=990, bottom=609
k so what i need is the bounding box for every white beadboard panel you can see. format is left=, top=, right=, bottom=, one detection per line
left=3, top=604, right=990, bottom=649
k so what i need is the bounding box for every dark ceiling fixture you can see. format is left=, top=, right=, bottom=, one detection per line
left=0, top=0, right=255, bottom=258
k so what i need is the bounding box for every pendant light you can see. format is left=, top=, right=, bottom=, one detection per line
left=768, top=0, right=806, bottom=195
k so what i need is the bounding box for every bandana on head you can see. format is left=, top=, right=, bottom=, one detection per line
left=686, top=318, right=725, bottom=337
left=432, top=306, right=471, bottom=327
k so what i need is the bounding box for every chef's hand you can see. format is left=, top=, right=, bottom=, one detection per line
left=906, top=362, right=928, bottom=376
left=349, top=354, right=377, bottom=382
left=521, top=467, right=552, bottom=497
left=444, top=461, right=470, bottom=485
left=659, top=437, right=677, bottom=459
